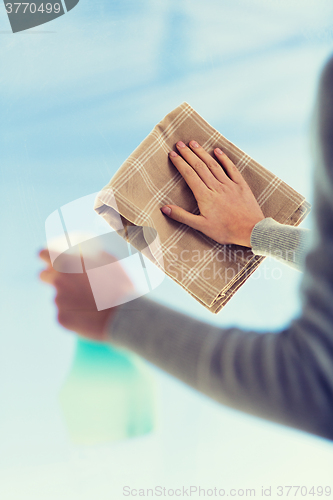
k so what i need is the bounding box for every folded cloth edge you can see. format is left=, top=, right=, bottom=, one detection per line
left=94, top=103, right=311, bottom=313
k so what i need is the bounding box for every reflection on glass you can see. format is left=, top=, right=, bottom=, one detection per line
left=58, top=339, right=155, bottom=445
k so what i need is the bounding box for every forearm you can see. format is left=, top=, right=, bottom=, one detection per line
left=250, top=217, right=310, bottom=271
left=106, top=292, right=333, bottom=440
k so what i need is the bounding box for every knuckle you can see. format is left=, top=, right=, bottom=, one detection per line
left=231, top=163, right=240, bottom=175
left=54, top=292, right=69, bottom=308
left=216, top=183, right=226, bottom=193
left=53, top=275, right=63, bottom=288
left=194, top=161, right=204, bottom=170
left=238, top=183, right=247, bottom=193
left=54, top=294, right=62, bottom=307
left=184, top=166, right=195, bottom=177
left=209, top=160, right=219, bottom=168
left=57, top=311, right=70, bottom=328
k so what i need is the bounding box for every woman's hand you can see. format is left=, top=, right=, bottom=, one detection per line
left=161, top=141, right=265, bottom=247
left=39, top=249, right=134, bottom=341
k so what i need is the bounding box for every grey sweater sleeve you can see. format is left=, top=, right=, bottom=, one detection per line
left=105, top=57, right=333, bottom=440
left=250, top=217, right=310, bottom=271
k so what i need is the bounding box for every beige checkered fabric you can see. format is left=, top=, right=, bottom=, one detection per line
left=94, top=102, right=310, bottom=313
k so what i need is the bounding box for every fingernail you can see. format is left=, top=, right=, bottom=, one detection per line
left=161, top=206, right=171, bottom=216
left=169, top=151, right=178, bottom=157
left=190, top=141, right=199, bottom=148
left=177, top=141, right=186, bottom=148
left=215, top=148, right=223, bottom=155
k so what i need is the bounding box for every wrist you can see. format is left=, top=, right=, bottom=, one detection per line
left=237, top=216, right=265, bottom=248
left=102, top=290, right=140, bottom=341
left=101, top=307, right=119, bottom=341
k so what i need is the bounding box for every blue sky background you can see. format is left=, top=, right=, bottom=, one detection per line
left=1, top=0, right=333, bottom=498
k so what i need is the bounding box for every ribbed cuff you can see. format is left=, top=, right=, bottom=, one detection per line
left=250, top=217, right=310, bottom=271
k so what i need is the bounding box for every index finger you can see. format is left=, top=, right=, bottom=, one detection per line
left=169, top=151, right=209, bottom=199
left=188, top=141, right=231, bottom=184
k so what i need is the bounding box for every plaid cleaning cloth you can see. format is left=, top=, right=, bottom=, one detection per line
left=94, top=102, right=310, bottom=313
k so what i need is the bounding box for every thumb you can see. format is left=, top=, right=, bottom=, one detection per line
left=161, top=205, right=204, bottom=231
